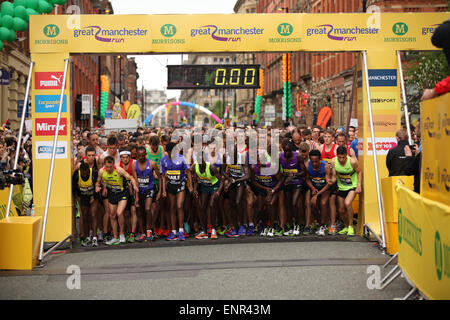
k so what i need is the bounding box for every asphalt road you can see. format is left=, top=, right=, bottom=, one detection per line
left=0, top=236, right=412, bottom=300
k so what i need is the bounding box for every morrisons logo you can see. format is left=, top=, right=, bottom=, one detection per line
left=392, top=22, right=408, bottom=36
left=161, top=24, right=177, bottom=37
left=44, top=24, right=60, bottom=38
left=277, top=23, right=293, bottom=36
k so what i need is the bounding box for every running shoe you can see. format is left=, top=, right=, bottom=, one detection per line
left=166, top=231, right=178, bottom=241
left=137, top=233, right=147, bottom=242
left=184, top=222, right=190, bottom=235
left=328, top=225, right=337, bottom=235
left=127, top=233, right=135, bottom=243
left=216, top=226, right=226, bottom=235
left=292, top=225, right=300, bottom=236
left=275, top=228, right=285, bottom=236
left=154, top=228, right=163, bottom=236
left=225, top=229, right=239, bottom=238
left=208, top=226, right=213, bottom=237
left=316, top=226, right=326, bottom=236
left=85, top=237, right=92, bottom=246
left=98, top=231, right=104, bottom=242
left=267, top=228, right=274, bottom=237
left=178, top=230, right=185, bottom=241
left=146, top=230, right=153, bottom=241
left=92, top=237, right=98, bottom=247
left=347, top=226, right=355, bottom=236
left=303, top=226, right=313, bottom=235
left=338, top=227, right=348, bottom=235
left=282, top=228, right=292, bottom=236
left=210, top=229, right=218, bottom=240
left=119, top=234, right=126, bottom=244
left=195, top=231, right=208, bottom=239
left=238, top=225, right=246, bottom=236
left=106, top=238, right=120, bottom=245
left=247, top=225, right=255, bottom=236
left=260, top=227, right=269, bottom=237
left=80, top=239, right=87, bottom=247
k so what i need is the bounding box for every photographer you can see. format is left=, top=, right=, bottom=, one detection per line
left=386, top=129, right=416, bottom=177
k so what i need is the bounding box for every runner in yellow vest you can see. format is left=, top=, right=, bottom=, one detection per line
left=330, top=145, right=362, bottom=236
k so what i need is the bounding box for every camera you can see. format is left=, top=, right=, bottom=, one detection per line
left=0, top=170, right=25, bottom=190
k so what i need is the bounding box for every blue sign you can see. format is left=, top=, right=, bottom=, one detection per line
left=357, top=69, right=397, bottom=88
left=34, top=95, right=67, bottom=113
left=17, top=100, right=31, bottom=118
left=0, top=69, right=10, bottom=85
left=105, top=110, right=113, bottom=119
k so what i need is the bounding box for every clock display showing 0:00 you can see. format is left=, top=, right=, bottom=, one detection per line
left=213, top=66, right=258, bottom=87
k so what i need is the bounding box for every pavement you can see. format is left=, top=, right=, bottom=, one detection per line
left=0, top=234, right=413, bottom=300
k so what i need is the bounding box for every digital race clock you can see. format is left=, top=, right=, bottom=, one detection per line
left=167, top=64, right=260, bottom=89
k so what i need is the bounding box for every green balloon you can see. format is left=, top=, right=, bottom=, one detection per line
left=14, top=0, right=28, bottom=7
left=1, top=15, right=13, bottom=29
left=7, top=28, right=17, bottom=42
left=1, top=2, right=15, bottom=17
left=26, top=0, right=39, bottom=11
left=12, top=17, right=27, bottom=31
left=38, top=0, right=53, bottom=14
left=0, top=27, right=10, bottom=41
left=25, top=8, right=39, bottom=16
left=14, top=6, right=28, bottom=21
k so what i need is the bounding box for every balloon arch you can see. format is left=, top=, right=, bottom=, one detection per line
left=144, top=101, right=222, bottom=126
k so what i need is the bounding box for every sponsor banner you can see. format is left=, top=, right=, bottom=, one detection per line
left=35, top=72, right=66, bottom=90
left=35, top=141, right=68, bottom=159
left=421, top=93, right=450, bottom=207
left=357, top=70, right=398, bottom=88
left=35, top=118, right=68, bottom=136
left=397, top=184, right=450, bottom=299
left=17, top=100, right=31, bottom=119
left=367, top=114, right=398, bottom=132
left=29, top=13, right=450, bottom=53
left=34, top=94, right=67, bottom=113
left=367, top=137, right=397, bottom=156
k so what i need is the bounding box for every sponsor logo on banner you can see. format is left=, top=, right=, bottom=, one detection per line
left=190, top=25, right=264, bottom=42
left=441, top=168, right=450, bottom=192
left=357, top=70, right=397, bottom=87
left=35, top=141, right=68, bottom=159
left=435, top=231, right=443, bottom=280
left=153, top=24, right=185, bottom=44
left=269, top=23, right=301, bottom=43
left=305, top=24, right=379, bottom=42
left=368, top=115, right=398, bottom=132
left=35, top=24, right=68, bottom=45
left=423, top=116, right=436, bottom=138
left=398, top=208, right=423, bottom=256
left=422, top=24, right=441, bottom=36
left=442, top=112, right=450, bottom=136
left=424, top=167, right=437, bottom=189
left=44, top=24, right=60, bottom=38
left=35, top=118, right=67, bottom=136
left=35, top=72, right=66, bottom=90
left=73, top=26, right=149, bottom=43
left=384, top=22, right=416, bottom=43
left=366, top=137, right=397, bottom=155
left=35, top=95, right=67, bottom=113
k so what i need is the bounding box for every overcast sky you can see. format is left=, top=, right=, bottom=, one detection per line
left=110, top=0, right=238, bottom=100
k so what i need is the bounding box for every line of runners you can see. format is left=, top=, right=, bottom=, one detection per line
left=72, top=125, right=361, bottom=246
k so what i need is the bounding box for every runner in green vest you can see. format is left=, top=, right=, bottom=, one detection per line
left=191, top=161, right=222, bottom=240
left=330, top=145, right=362, bottom=236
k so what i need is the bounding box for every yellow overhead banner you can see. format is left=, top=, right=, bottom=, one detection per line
left=397, top=184, right=450, bottom=300
left=29, top=13, right=450, bottom=53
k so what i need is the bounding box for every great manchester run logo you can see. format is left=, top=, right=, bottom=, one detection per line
left=190, top=25, right=264, bottom=42
left=306, top=24, right=379, bottom=41
left=73, top=26, right=149, bottom=43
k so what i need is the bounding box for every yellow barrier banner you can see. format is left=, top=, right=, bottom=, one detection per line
left=29, top=13, right=450, bottom=54
left=421, top=93, right=450, bottom=207
left=397, top=184, right=450, bottom=300
left=0, top=188, right=18, bottom=219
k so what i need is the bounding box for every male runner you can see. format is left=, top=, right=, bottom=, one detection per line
left=330, top=146, right=362, bottom=236
left=95, top=156, right=139, bottom=245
